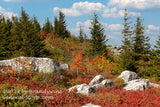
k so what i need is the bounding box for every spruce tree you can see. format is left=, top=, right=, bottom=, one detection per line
left=54, top=11, right=70, bottom=38
left=120, top=9, right=135, bottom=71
left=79, top=25, right=84, bottom=42
left=0, top=16, right=12, bottom=59
left=42, top=18, right=53, bottom=33
left=133, top=17, right=150, bottom=61
left=33, top=16, right=41, bottom=33
left=54, top=17, right=59, bottom=35
left=132, top=17, right=150, bottom=74
left=147, top=35, right=160, bottom=81
left=88, top=13, right=108, bottom=57
left=10, top=8, right=47, bottom=57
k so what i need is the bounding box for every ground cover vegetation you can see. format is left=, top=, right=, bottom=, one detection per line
left=0, top=8, right=160, bottom=106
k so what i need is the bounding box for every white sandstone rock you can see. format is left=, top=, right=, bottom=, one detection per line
left=0, top=57, right=60, bottom=73
left=60, top=63, right=70, bottom=71
left=124, top=79, right=151, bottom=91
left=150, top=82, right=160, bottom=88
left=118, top=70, right=139, bottom=83
left=81, top=103, right=101, bottom=107
left=89, top=75, right=106, bottom=86
left=89, top=75, right=114, bottom=88
left=68, top=83, right=96, bottom=95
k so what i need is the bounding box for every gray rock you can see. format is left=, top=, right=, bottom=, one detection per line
left=0, top=57, right=60, bottom=73
left=124, top=79, right=151, bottom=91
left=92, top=79, right=114, bottom=88
left=118, top=70, right=139, bottom=83
left=150, top=82, right=160, bottom=88
left=89, top=75, right=106, bottom=86
left=89, top=75, right=114, bottom=88
left=81, top=103, right=101, bottom=107
left=60, top=63, right=70, bottom=71
left=68, top=83, right=96, bottom=95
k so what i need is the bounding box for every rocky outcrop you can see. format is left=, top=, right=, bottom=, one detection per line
left=69, top=75, right=113, bottom=95
left=0, top=57, right=60, bottom=73
left=68, top=83, right=96, bottom=95
left=89, top=75, right=114, bottom=88
left=124, top=79, right=151, bottom=91
left=118, top=70, right=160, bottom=91
left=81, top=103, right=101, bottom=107
left=118, top=70, right=139, bottom=83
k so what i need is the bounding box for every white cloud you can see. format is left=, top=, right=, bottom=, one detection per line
left=103, top=8, right=140, bottom=18
left=108, top=0, right=160, bottom=9
left=107, top=34, right=116, bottom=39
left=53, top=1, right=106, bottom=16
left=76, top=20, right=91, bottom=28
left=0, top=6, right=17, bottom=19
left=148, top=25, right=160, bottom=30
left=108, top=24, right=123, bottom=30
left=4, top=0, right=57, bottom=2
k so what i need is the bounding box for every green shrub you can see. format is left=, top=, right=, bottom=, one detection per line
left=113, top=78, right=125, bottom=88
left=0, top=83, right=39, bottom=107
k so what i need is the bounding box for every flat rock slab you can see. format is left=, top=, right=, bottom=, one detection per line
left=0, top=57, right=60, bottom=73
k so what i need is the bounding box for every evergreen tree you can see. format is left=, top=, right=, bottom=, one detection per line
left=120, top=9, right=135, bottom=71
left=147, top=35, right=160, bottom=81
left=42, top=18, right=53, bottom=33
left=54, top=17, right=59, bottom=35
left=78, top=25, right=84, bottom=42
left=154, top=35, right=160, bottom=55
left=33, top=16, right=41, bottom=33
left=10, top=8, right=47, bottom=57
left=133, top=17, right=150, bottom=61
left=0, top=16, right=12, bottom=59
left=84, top=33, right=87, bottom=40
left=87, top=13, right=108, bottom=57
left=54, top=11, right=70, bottom=38
left=132, top=17, right=150, bottom=74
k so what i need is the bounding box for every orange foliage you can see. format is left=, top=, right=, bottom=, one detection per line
left=71, top=51, right=87, bottom=72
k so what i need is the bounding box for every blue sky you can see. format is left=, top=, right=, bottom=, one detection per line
left=0, top=0, right=160, bottom=47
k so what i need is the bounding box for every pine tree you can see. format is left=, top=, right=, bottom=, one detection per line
left=120, top=9, right=135, bottom=71
left=54, top=11, right=70, bottom=38
left=132, top=17, right=150, bottom=74
left=147, top=35, right=160, bottom=81
left=42, top=18, right=53, bottom=33
left=154, top=35, right=160, bottom=55
left=54, top=17, right=59, bottom=35
left=78, top=25, right=84, bottom=42
left=0, top=16, right=12, bottom=59
left=33, top=16, right=41, bottom=33
left=133, top=17, right=150, bottom=61
left=10, top=8, right=47, bottom=57
left=88, top=13, right=108, bottom=57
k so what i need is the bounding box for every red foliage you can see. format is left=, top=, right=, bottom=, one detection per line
left=0, top=70, right=160, bottom=107
left=38, top=31, right=48, bottom=39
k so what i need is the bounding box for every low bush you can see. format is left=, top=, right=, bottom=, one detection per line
left=0, top=83, right=39, bottom=107
left=113, top=78, right=125, bottom=88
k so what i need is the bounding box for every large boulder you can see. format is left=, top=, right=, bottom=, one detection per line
left=68, top=83, right=96, bottom=95
left=89, top=75, right=114, bottom=88
left=68, top=75, right=113, bottom=95
left=81, top=103, right=101, bottom=107
left=0, top=57, right=60, bottom=73
left=118, top=70, right=139, bottom=83
left=124, top=79, right=151, bottom=91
